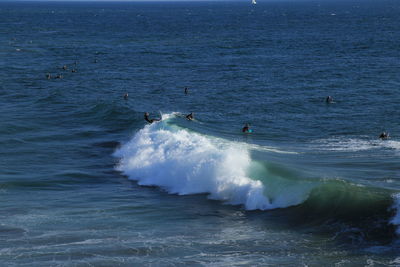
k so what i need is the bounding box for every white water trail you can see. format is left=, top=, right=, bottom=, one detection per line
left=312, top=136, right=400, bottom=152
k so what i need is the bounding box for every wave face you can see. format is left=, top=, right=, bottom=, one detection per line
left=114, top=116, right=311, bottom=210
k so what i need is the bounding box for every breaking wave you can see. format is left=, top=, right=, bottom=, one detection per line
left=114, top=114, right=399, bottom=238
left=114, top=115, right=309, bottom=210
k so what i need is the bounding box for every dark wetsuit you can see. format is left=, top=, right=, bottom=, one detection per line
left=186, top=113, right=193, bottom=120
left=379, top=133, right=389, bottom=139
left=242, top=126, right=250, bottom=133
left=144, top=113, right=160, bottom=124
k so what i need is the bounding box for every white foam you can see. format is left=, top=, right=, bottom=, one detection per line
left=381, top=140, right=400, bottom=153
left=246, top=143, right=299, bottom=154
left=312, top=137, right=400, bottom=153
left=312, top=137, right=376, bottom=152
left=390, top=193, right=400, bottom=235
left=114, top=120, right=302, bottom=210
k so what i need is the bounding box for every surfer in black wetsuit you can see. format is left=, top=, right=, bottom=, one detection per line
left=123, top=93, right=128, bottom=100
left=184, top=87, right=188, bottom=95
left=186, top=112, right=194, bottom=121
left=242, top=123, right=250, bottom=133
left=144, top=112, right=161, bottom=124
left=326, top=96, right=333, bottom=103
left=379, top=132, right=389, bottom=140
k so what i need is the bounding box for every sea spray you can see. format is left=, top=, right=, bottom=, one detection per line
left=114, top=123, right=273, bottom=210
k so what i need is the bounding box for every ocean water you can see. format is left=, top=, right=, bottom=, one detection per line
left=1, top=0, right=400, bottom=265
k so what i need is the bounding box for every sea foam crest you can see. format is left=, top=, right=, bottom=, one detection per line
left=114, top=121, right=275, bottom=210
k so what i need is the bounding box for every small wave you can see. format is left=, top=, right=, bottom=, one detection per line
left=382, top=140, right=400, bottom=152
left=311, top=136, right=400, bottom=152
left=0, top=181, right=60, bottom=190
left=92, top=141, right=120, bottom=149
left=0, top=226, right=26, bottom=238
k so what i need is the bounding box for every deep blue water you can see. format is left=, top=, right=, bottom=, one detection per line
left=1, top=0, right=400, bottom=265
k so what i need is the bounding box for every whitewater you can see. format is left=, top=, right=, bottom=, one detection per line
left=114, top=114, right=305, bottom=210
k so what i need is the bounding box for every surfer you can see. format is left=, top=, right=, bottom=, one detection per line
left=46, top=73, right=51, bottom=79
left=184, top=87, right=188, bottom=95
left=326, top=96, right=333, bottom=103
left=242, top=123, right=251, bottom=133
left=186, top=112, right=194, bottom=121
left=144, top=112, right=161, bottom=124
left=123, top=93, right=128, bottom=100
left=379, top=132, right=389, bottom=140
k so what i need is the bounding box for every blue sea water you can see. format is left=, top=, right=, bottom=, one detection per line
left=1, top=0, right=400, bottom=265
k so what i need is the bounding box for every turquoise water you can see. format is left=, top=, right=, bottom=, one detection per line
left=1, top=1, right=400, bottom=265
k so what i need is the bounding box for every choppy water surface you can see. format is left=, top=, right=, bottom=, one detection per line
left=1, top=0, right=400, bottom=265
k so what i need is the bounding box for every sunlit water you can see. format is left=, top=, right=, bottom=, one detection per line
left=1, top=1, right=400, bottom=265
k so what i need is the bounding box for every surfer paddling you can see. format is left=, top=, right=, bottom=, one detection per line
left=144, top=112, right=161, bottom=124
left=242, top=123, right=252, bottom=133
left=186, top=112, right=194, bottom=121
left=379, top=132, right=389, bottom=140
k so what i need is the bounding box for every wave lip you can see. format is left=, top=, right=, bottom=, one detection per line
left=114, top=121, right=274, bottom=210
